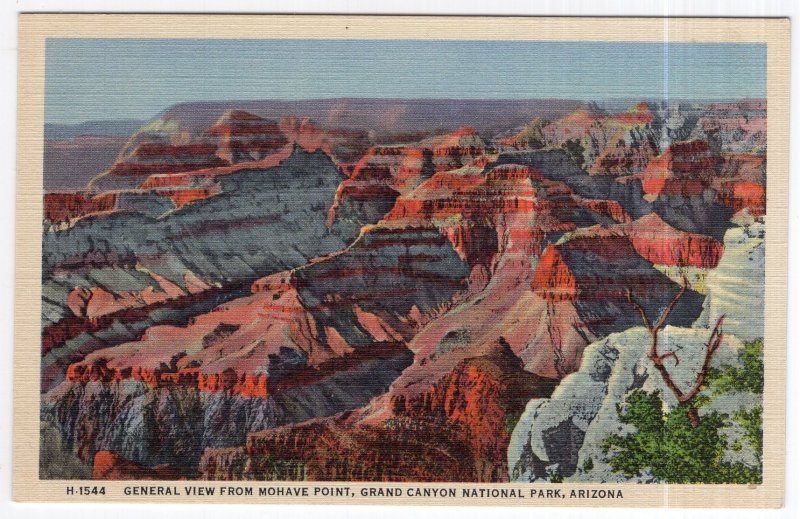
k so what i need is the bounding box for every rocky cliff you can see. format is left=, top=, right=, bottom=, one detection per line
left=199, top=338, right=556, bottom=482
left=509, top=216, right=765, bottom=483
left=41, top=98, right=766, bottom=482
left=695, top=217, right=765, bottom=341
left=205, top=110, right=288, bottom=163
left=42, top=148, right=352, bottom=393
left=508, top=326, right=759, bottom=482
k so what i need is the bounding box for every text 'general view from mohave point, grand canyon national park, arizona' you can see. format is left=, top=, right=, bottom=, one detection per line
left=38, top=38, right=769, bottom=485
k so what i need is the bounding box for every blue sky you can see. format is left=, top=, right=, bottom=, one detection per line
left=44, top=39, right=766, bottom=125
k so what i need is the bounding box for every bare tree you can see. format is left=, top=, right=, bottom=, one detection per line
left=626, top=275, right=725, bottom=427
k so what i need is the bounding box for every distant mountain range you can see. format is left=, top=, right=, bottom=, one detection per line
left=151, top=98, right=585, bottom=134
left=44, top=119, right=148, bottom=140
left=43, top=98, right=586, bottom=192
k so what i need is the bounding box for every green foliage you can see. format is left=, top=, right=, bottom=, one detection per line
left=601, top=337, right=764, bottom=483
left=562, top=139, right=586, bottom=169
left=706, top=338, right=763, bottom=394
left=735, top=407, right=763, bottom=464
left=582, top=457, right=594, bottom=472
left=602, top=390, right=761, bottom=483
left=547, top=467, right=564, bottom=483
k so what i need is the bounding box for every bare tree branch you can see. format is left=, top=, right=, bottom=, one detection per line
left=626, top=274, right=725, bottom=427
left=680, top=315, right=725, bottom=404
left=659, top=351, right=679, bottom=365
left=626, top=289, right=652, bottom=332
left=652, top=273, right=689, bottom=333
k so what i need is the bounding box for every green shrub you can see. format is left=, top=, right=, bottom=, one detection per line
left=601, top=338, right=763, bottom=483
left=734, top=406, right=763, bottom=465
left=706, top=338, right=763, bottom=394
left=547, top=467, right=564, bottom=483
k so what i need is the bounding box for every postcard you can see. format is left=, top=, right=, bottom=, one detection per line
left=14, top=14, right=788, bottom=507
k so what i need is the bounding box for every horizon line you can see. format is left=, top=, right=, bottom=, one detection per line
left=46, top=96, right=767, bottom=127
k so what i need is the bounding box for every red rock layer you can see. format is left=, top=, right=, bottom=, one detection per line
left=715, top=180, right=766, bottom=216
left=531, top=246, right=577, bottom=301
left=278, top=116, right=372, bottom=164
left=386, top=167, right=541, bottom=222
left=156, top=187, right=220, bottom=208
left=561, top=221, right=716, bottom=270
left=108, top=143, right=227, bottom=176
left=384, top=160, right=632, bottom=276
left=66, top=345, right=408, bottom=399
left=200, top=340, right=555, bottom=482
left=139, top=173, right=195, bottom=189
left=44, top=192, right=117, bottom=223
left=623, top=213, right=724, bottom=268
left=60, top=260, right=419, bottom=399
left=41, top=281, right=247, bottom=392
left=531, top=235, right=674, bottom=302
left=66, top=361, right=272, bottom=399
left=92, top=451, right=181, bottom=480
left=641, top=140, right=723, bottom=196
left=205, top=110, right=288, bottom=163
left=346, top=145, right=435, bottom=190
left=327, top=129, right=493, bottom=231
left=61, top=273, right=312, bottom=397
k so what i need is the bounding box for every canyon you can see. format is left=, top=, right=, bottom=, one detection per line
left=40, top=99, right=767, bottom=482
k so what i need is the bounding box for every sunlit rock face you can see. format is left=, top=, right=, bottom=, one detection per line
left=40, top=98, right=765, bottom=482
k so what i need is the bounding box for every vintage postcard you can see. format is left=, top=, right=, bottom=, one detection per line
left=14, top=14, right=788, bottom=507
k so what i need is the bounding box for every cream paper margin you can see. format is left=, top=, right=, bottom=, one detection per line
left=14, top=14, right=789, bottom=507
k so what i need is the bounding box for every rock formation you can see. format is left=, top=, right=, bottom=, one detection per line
left=39, top=98, right=767, bottom=483
left=507, top=326, right=758, bottom=482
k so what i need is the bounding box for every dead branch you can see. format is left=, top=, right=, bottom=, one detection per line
left=626, top=289, right=652, bottom=332
left=626, top=275, right=725, bottom=427
left=651, top=274, right=690, bottom=333
left=659, top=351, right=679, bottom=365
left=681, top=314, right=726, bottom=403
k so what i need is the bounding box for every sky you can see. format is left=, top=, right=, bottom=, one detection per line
left=44, top=39, right=767, bottom=125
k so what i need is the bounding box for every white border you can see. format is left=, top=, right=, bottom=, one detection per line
left=1, top=1, right=797, bottom=519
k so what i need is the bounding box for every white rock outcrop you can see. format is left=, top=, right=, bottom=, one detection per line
left=508, top=326, right=756, bottom=482
left=695, top=217, right=765, bottom=341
